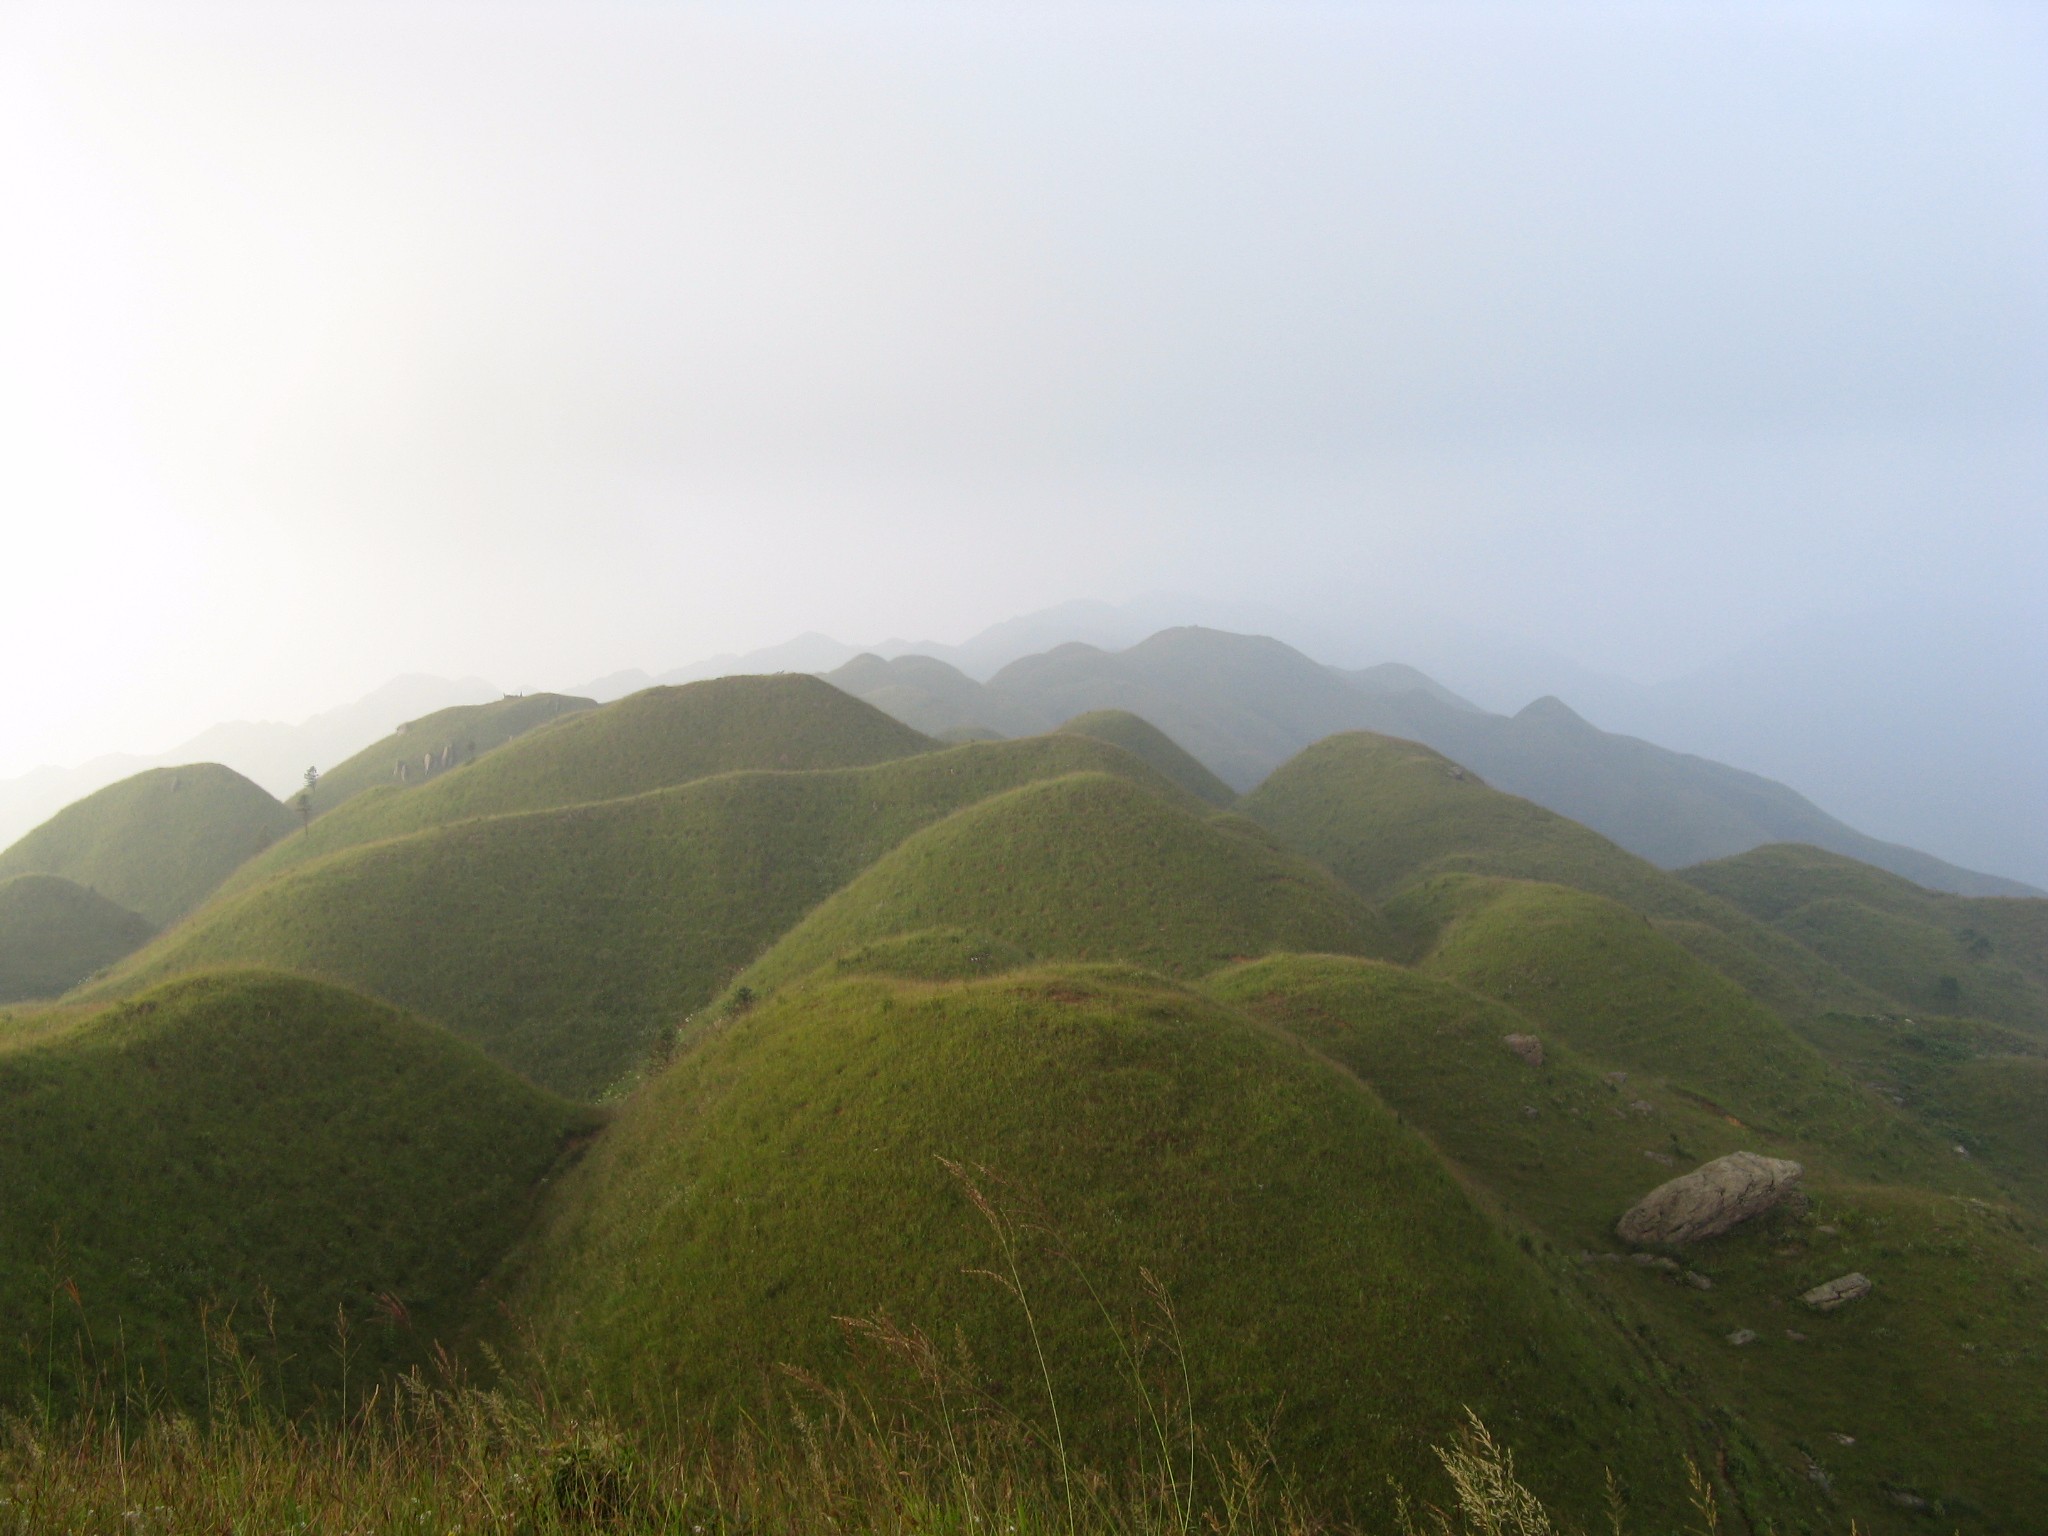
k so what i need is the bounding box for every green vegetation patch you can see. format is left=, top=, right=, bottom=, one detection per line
left=1205, top=954, right=1756, bottom=1247
left=217, top=675, right=936, bottom=898
left=740, top=772, right=1394, bottom=999
left=307, top=692, right=596, bottom=815
left=1388, top=875, right=1973, bottom=1189
left=0, top=874, right=154, bottom=1003
left=517, top=965, right=1697, bottom=1528
left=1685, top=844, right=2048, bottom=1033
left=1242, top=733, right=1879, bottom=1019
left=0, top=763, right=294, bottom=925
left=1057, top=710, right=1237, bottom=806
left=92, top=737, right=1199, bottom=1098
left=0, top=971, right=593, bottom=1415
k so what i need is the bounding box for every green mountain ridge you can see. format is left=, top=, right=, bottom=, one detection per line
left=515, top=962, right=1701, bottom=1530
left=306, top=690, right=596, bottom=815
left=0, top=970, right=592, bottom=1412
left=86, top=735, right=1205, bottom=1096
left=0, top=761, right=296, bottom=926
left=0, top=874, right=155, bottom=1003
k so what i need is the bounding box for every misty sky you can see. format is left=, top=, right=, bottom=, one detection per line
left=3, top=1, right=2044, bottom=778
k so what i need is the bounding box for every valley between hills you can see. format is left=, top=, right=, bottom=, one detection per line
left=2, top=628, right=2044, bottom=1534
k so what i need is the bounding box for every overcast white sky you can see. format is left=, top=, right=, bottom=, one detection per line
left=3, top=1, right=2044, bottom=777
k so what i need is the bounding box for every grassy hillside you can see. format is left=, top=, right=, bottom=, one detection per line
left=0, top=971, right=592, bottom=1414
left=1790, top=1010, right=2048, bottom=1216
left=307, top=691, right=595, bottom=814
left=1056, top=709, right=1237, bottom=806
left=1386, top=874, right=1967, bottom=1188
left=517, top=964, right=1699, bottom=1528
left=1209, top=953, right=2048, bottom=1535
left=0, top=875, right=154, bottom=1003
left=1242, top=732, right=1883, bottom=1018
left=0, top=763, right=294, bottom=925
left=1684, top=843, right=2048, bottom=1031
left=738, top=772, right=1392, bottom=999
left=89, top=738, right=1203, bottom=1097
left=215, top=675, right=936, bottom=899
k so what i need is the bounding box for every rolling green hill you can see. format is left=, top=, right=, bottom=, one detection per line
left=0, top=970, right=592, bottom=1414
left=1386, top=874, right=1966, bottom=1188
left=1241, top=732, right=1884, bottom=1019
left=214, top=675, right=937, bottom=900
left=1055, top=709, right=1237, bottom=806
left=88, top=737, right=1204, bottom=1097
left=515, top=964, right=1699, bottom=1529
left=306, top=691, right=596, bottom=814
left=1683, top=843, right=2048, bottom=1031
left=0, top=875, right=155, bottom=1003
left=0, top=763, right=295, bottom=925
left=737, top=772, right=1392, bottom=999
left=1208, top=953, right=2048, bottom=1535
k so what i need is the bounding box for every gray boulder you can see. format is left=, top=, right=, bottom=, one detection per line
left=1801, top=1272, right=1873, bottom=1312
left=1616, top=1151, right=1804, bottom=1247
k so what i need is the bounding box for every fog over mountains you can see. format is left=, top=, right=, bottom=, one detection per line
left=4, top=601, right=2038, bottom=894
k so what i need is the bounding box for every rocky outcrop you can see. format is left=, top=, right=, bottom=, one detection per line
left=1800, top=1272, right=1872, bottom=1311
left=1502, top=1033, right=1544, bottom=1067
left=1616, top=1151, right=1804, bottom=1247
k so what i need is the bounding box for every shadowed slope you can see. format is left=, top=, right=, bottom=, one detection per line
left=517, top=965, right=1698, bottom=1529
left=89, top=738, right=1202, bottom=1097
left=0, top=763, right=294, bottom=925
left=1242, top=731, right=1883, bottom=1018
left=1684, top=843, right=2048, bottom=1031
left=0, top=875, right=154, bottom=1002
left=739, top=772, right=1392, bottom=998
left=1208, top=953, right=2048, bottom=1536
left=215, top=675, right=936, bottom=899
left=307, top=692, right=596, bottom=814
left=0, top=971, right=591, bottom=1414
left=1387, top=874, right=1970, bottom=1188
left=1056, top=709, right=1236, bottom=806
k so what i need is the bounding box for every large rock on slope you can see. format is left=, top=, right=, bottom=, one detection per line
left=1616, top=1151, right=1804, bottom=1248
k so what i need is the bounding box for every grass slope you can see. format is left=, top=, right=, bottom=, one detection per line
left=1386, top=874, right=1968, bottom=1188
left=216, top=675, right=936, bottom=900
left=89, top=738, right=1203, bottom=1097
left=517, top=965, right=1698, bottom=1528
left=739, top=772, right=1392, bottom=999
left=0, top=875, right=154, bottom=1003
left=0, top=971, right=592, bottom=1414
left=307, top=692, right=596, bottom=815
left=0, top=763, right=295, bottom=925
left=1057, top=709, right=1237, bottom=806
left=1242, top=732, right=1884, bottom=1018
left=1684, top=843, right=2048, bottom=1032
left=1208, top=954, right=2048, bottom=1535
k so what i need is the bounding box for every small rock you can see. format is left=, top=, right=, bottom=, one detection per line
left=1521, top=1105, right=1539, bottom=1118
left=1815, top=1224, right=1840, bottom=1236
left=1801, top=1272, right=1873, bottom=1312
left=1605, top=1071, right=1628, bottom=1087
left=1616, top=1151, right=1805, bottom=1248
left=1954, top=1144, right=1971, bottom=1158
left=1829, top=1432, right=1854, bottom=1446
left=1502, top=1033, right=1544, bottom=1067
left=1785, top=1329, right=1808, bottom=1343
left=1888, top=1490, right=1929, bottom=1511
left=1627, top=1099, right=1658, bottom=1117
left=1681, top=1270, right=1713, bottom=1290
left=1642, top=1149, right=1677, bottom=1167
left=1726, top=1329, right=1758, bottom=1346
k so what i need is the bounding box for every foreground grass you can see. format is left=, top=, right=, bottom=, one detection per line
left=1, top=1353, right=1723, bottom=1536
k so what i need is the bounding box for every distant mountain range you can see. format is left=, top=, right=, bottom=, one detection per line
left=2, top=604, right=2036, bottom=895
